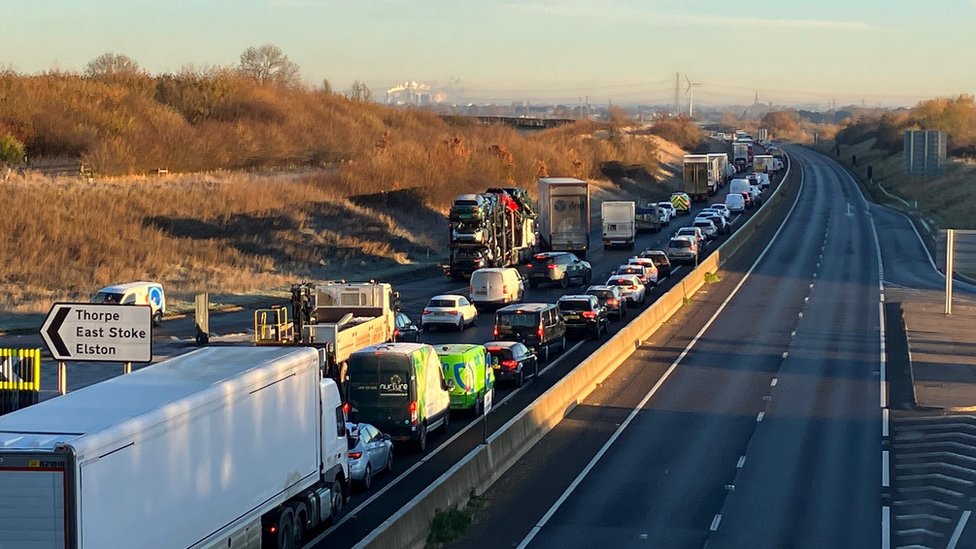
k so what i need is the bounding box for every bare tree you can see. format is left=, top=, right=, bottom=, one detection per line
left=84, top=52, right=142, bottom=77
left=349, top=80, right=373, bottom=102
left=238, top=44, right=301, bottom=87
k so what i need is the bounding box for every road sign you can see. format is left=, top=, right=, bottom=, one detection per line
left=40, top=303, right=153, bottom=363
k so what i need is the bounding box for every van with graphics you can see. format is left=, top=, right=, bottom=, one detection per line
left=435, top=344, right=495, bottom=416
left=91, top=281, right=166, bottom=326
left=345, top=343, right=452, bottom=452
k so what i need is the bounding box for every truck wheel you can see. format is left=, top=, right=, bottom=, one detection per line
left=277, top=508, right=296, bottom=549
left=327, top=481, right=344, bottom=525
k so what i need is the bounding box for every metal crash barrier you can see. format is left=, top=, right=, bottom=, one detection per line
left=0, top=348, right=41, bottom=415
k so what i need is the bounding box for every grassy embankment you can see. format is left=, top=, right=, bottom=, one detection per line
left=0, top=70, right=699, bottom=323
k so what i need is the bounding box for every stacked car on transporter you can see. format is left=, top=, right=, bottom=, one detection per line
left=446, top=187, right=538, bottom=280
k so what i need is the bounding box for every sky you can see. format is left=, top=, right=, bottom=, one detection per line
left=3, top=0, right=975, bottom=108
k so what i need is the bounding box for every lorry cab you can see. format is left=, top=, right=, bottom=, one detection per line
left=345, top=343, right=452, bottom=452
left=435, top=344, right=495, bottom=416
left=91, top=281, right=165, bottom=326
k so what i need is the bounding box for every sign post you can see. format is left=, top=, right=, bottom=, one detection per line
left=40, top=303, right=153, bottom=368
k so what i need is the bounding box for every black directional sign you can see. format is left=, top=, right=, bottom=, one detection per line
left=40, top=303, right=153, bottom=362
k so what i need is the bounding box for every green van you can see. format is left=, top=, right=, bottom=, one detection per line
left=346, top=343, right=452, bottom=452
left=435, top=344, right=495, bottom=416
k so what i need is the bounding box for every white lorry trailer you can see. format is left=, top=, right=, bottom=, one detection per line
left=601, top=201, right=636, bottom=249
left=537, top=177, right=591, bottom=258
left=0, top=346, right=348, bottom=549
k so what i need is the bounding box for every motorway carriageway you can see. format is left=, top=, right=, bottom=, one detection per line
left=306, top=160, right=787, bottom=548
left=450, top=146, right=890, bottom=549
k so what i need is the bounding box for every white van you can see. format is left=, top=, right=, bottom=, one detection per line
left=91, top=281, right=166, bottom=325
left=729, top=178, right=751, bottom=196
left=725, top=192, right=746, bottom=213
left=469, top=268, right=524, bottom=308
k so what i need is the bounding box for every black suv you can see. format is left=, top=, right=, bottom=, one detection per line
left=557, top=295, right=609, bottom=339
left=526, top=252, right=592, bottom=289
left=493, top=303, right=567, bottom=362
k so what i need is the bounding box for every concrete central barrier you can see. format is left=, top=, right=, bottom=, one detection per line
left=356, top=156, right=797, bottom=549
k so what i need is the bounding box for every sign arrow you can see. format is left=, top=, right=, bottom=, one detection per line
left=44, top=305, right=71, bottom=357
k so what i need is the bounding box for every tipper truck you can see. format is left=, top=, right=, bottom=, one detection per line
left=445, top=187, right=537, bottom=279
left=601, top=201, right=637, bottom=249
left=682, top=155, right=711, bottom=203
left=0, top=346, right=348, bottom=549
left=537, top=177, right=590, bottom=257
left=254, top=281, right=397, bottom=381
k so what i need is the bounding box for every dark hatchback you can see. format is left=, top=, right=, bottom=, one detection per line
left=556, top=295, right=609, bottom=339
left=484, top=341, right=539, bottom=387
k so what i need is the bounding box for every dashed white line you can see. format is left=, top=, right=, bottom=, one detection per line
left=882, top=408, right=889, bottom=438
left=770, top=378, right=778, bottom=387
left=737, top=455, right=746, bottom=469
left=781, top=352, right=788, bottom=359
left=756, top=411, right=765, bottom=422
left=947, top=510, right=972, bottom=549
left=882, top=506, right=891, bottom=549
left=710, top=514, right=722, bottom=532
left=882, top=450, right=890, bottom=488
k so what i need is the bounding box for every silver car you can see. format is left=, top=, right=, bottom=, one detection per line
left=346, top=422, right=394, bottom=491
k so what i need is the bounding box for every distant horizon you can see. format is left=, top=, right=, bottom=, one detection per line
left=3, top=0, right=973, bottom=109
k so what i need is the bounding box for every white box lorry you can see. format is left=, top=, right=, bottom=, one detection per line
left=537, top=177, right=590, bottom=258
left=0, top=346, right=349, bottom=549
left=601, top=201, right=636, bottom=249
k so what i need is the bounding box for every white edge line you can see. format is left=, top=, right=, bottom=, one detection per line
left=709, top=514, right=722, bottom=532
left=881, top=506, right=891, bottom=549
left=311, top=341, right=584, bottom=541
left=947, top=509, right=971, bottom=549
left=516, top=154, right=802, bottom=549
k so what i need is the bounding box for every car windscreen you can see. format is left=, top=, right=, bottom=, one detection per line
left=91, top=292, right=123, bottom=304
left=346, top=354, right=414, bottom=406
left=496, top=312, right=539, bottom=327
left=428, top=299, right=457, bottom=308
left=558, top=300, right=591, bottom=312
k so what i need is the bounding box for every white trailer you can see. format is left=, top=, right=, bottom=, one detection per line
left=0, top=346, right=348, bottom=549
left=537, top=177, right=590, bottom=258
left=601, top=201, right=636, bottom=250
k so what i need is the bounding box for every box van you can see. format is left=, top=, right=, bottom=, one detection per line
left=345, top=343, right=452, bottom=451
left=91, top=281, right=166, bottom=326
left=435, top=344, right=495, bottom=415
left=729, top=178, right=751, bottom=196
left=469, top=268, right=524, bottom=308
left=725, top=192, right=746, bottom=213
left=493, top=303, right=567, bottom=362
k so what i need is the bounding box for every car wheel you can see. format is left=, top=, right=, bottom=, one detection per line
left=582, top=269, right=591, bottom=285
left=456, top=319, right=464, bottom=332
left=443, top=408, right=450, bottom=428
left=474, top=395, right=484, bottom=417
left=542, top=345, right=550, bottom=363
left=516, top=368, right=524, bottom=388
left=534, top=360, right=540, bottom=378
left=529, top=280, right=538, bottom=289
left=559, top=336, right=567, bottom=353
left=591, top=324, right=601, bottom=340
left=415, top=424, right=428, bottom=453
left=362, top=463, right=372, bottom=491
left=386, top=448, right=394, bottom=473
left=560, top=274, right=569, bottom=289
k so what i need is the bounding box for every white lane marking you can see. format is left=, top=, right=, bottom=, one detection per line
left=882, top=408, right=889, bottom=438
left=516, top=157, right=800, bottom=549
left=781, top=352, right=788, bottom=359
left=879, top=300, right=887, bottom=409
left=882, top=450, right=890, bottom=488
left=798, top=312, right=803, bottom=318
left=790, top=330, right=796, bottom=338
left=756, top=412, right=765, bottom=422
left=737, top=455, right=746, bottom=469
left=881, top=506, right=891, bottom=549
left=947, top=510, right=972, bottom=549
left=770, top=378, right=778, bottom=387
left=710, top=514, right=722, bottom=532
left=309, top=341, right=583, bottom=541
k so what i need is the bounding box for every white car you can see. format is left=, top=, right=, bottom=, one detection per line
left=627, top=256, right=660, bottom=285
left=422, top=294, right=478, bottom=331
left=757, top=172, right=771, bottom=189
left=693, top=218, right=718, bottom=240
left=657, top=205, right=673, bottom=226
left=605, top=274, right=647, bottom=307
left=657, top=201, right=677, bottom=222
left=708, top=203, right=732, bottom=220
left=699, top=212, right=729, bottom=235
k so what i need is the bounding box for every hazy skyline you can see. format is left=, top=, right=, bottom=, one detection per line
left=3, top=0, right=974, bottom=108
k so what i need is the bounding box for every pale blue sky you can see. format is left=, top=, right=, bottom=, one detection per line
left=2, top=0, right=974, bottom=107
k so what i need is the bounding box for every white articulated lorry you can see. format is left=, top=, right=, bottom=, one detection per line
left=601, top=200, right=636, bottom=249
left=537, top=177, right=590, bottom=258
left=0, top=346, right=348, bottom=549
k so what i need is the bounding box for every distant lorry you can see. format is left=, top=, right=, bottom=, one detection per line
left=733, top=142, right=750, bottom=172
left=682, top=155, right=711, bottom=202
left=635, top=202, right=663, bottom=233
left=601, top=200, right=637, bottom=249
left=706, top=153, right=730, bottom=193
left=254, top=281, right=397, bottom=381
left=753, top=154, right=774, bottom=173
left=0, top=346, right=349, bottom=549
left=537, top=177, right=590, bottom=258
